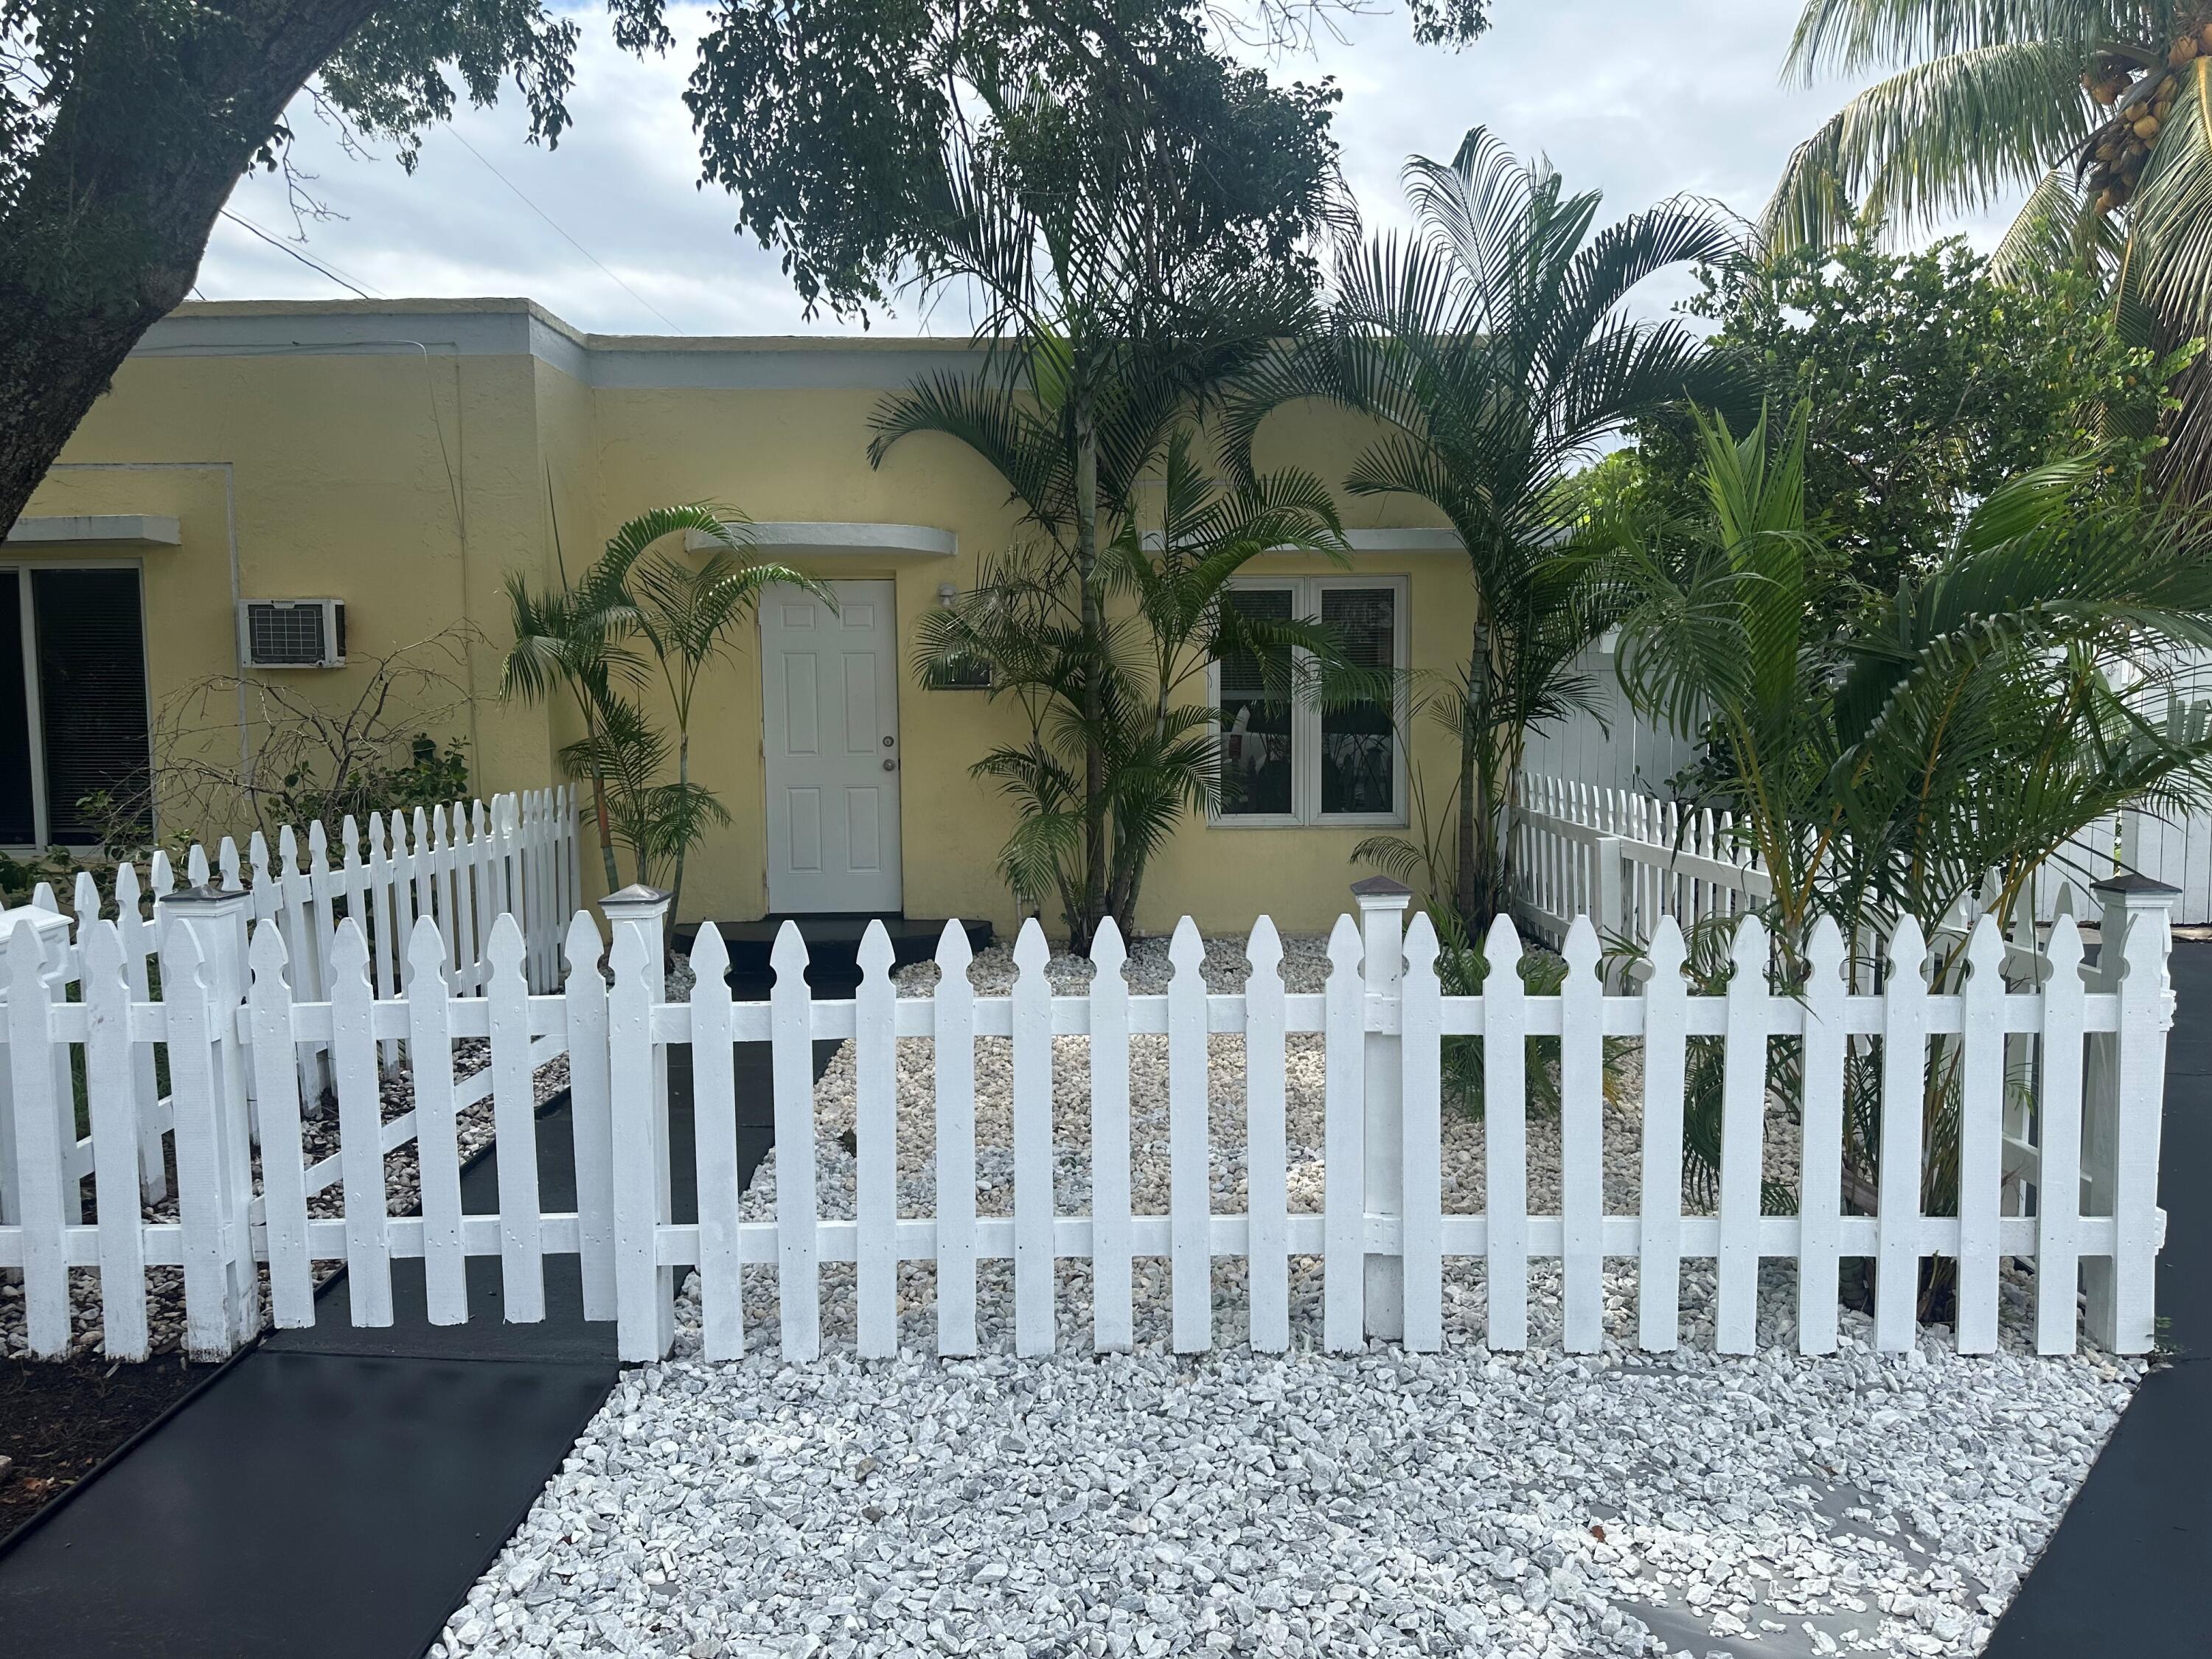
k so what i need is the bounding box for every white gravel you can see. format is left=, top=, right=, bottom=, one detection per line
left=438, top=934, right=2141, bottom=1659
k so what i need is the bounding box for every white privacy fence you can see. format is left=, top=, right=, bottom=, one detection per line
left=0, top=874, right=2177, bottom=1370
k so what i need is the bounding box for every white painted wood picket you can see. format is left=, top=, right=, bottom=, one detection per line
left=1513, top=770, right=1770, bottom=949
left=0, top=788, right=577, bottom=1353
left=1512, top=768, right=2192, bottom=944
left=0, top=874, right=2177, bottom=1371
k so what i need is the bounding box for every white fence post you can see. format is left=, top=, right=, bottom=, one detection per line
left=1, top=913, right=73, bottom=1352
left=1352, top=875, right=1411, bottom=1340
left=0, top=905, right=72, bottom=1244
left=2084, top=875, right=2178, bottom=1353
left=605, top=885, right=674, bottom=1362
left=564, top=911, right=616, bottom=1323
left=157, top=883, right=259, bottom=1354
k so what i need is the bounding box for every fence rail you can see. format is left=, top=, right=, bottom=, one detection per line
left=1509, top=768, right=2194, bottom=949
left=0, top=788, right=577, bottom=1248
left=0, top=868, right=2177, bottom=1370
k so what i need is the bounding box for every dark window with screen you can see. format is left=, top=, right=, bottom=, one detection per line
left=1320, top=587, right=1397, bottom=816
left=0, top=577, right=32, bottom=844
left=1217, top=588, right=1295, bottom=816
left=4, top=569, right=151, bottom=846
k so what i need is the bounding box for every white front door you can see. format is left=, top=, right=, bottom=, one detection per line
left=760, top=580, right=904, bottom=913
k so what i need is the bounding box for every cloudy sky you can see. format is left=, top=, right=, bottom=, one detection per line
left=199, top=1, right=2008, bottom=336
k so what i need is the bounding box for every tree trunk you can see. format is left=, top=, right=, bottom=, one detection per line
left=668, top=724, right=692, bottom=926
left=1455, top=636, right=1483, bottom=928
left=1073, top=383, right=1105, bottom=957
left=0, top=0, right=384, bottom=541
left=573, top=693, right=624, bottom=894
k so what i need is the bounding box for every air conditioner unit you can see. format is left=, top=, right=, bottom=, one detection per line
left=240, top=599, right=347, bottom=669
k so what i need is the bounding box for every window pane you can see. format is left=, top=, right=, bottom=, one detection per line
left=1321, top=587, right=1396, bottom=816
left=33, top=568, right=149, bottom=846
left=1217, top=589, right=1295, bottom=817
left=0, top=576, right=32, bottom=844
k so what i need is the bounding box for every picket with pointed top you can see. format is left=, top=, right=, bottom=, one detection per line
left=2037, top=918, right=2090, bottom=1355
left=565, top=911, right=615, bottom=1322
left=246, top=922, right=314, bottom=1329
left=1795, top=917, right=1848, bottom=1355
left=854, top=920, right=900, bottom=1360
left=1955, top=917, right=2006, bottom=1354
left=935, top=919, right=981, bottom=1356
left=770, top=922, right=819, bottom=1362
left=1399, top=913, right=1444, bottom=1353
left=689, top=924, right=743, bottom=1360
left=1012, top=919, right=1057, bottom=1357
left=1717, top=914, right=1770, bottom=1353
left=1874, top=917, right=1930, bottom=1353
left=487, top=916, right=546, bottom=1324
left=1166, top=918, right=1211, bottom=1354
left=1484, top=914, right=1531, bottom=1352
left=407, top=919, right=468, bottom=1324
left=81, top=922, right=149, bottom=1359
left=1558, top=918, right=1604, bottom=1354
left=330, top=919, right=392, bottom=1326
left=1244, top=917, right=1290, bottom=1354
left=0, top=866, right=2178, bottom=1368
left=1638, top=917, right=1689, bottom=1352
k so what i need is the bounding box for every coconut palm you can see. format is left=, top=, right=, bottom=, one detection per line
left=1222, top=127, right=1747, bottom=931
left=1767, top=1, right=2212, bottom=491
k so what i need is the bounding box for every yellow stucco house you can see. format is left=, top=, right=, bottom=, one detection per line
left=6, top=297, right=1482, bottom=936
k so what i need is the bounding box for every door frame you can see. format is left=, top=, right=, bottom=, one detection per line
left=759, top=577, right=905, bottom=914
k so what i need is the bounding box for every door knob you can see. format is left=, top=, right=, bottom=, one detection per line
left=882, top=758, right=898, bottom=772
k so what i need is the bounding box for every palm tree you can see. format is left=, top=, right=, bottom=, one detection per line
left=911, top=427, right=1364, bottom=942
left=1222, top=128, right=1747, bottom=930
left=870, top=52, right=1342, bottom=948
left=1766, top=1, right=2212, bottom=491
left=501, top=568, right=627, bottom=894
left=502, top=504, right=818, bottom=917
left=1609, top=403, right=2212, bottom=1281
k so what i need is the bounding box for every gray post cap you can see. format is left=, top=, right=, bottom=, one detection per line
left=1350, top=875, right=1413, bottom=902
left=156, top=882, right=247, bottom=907
left=599, top=884, right=672, bottom=912
left=2091, top=874, right=2181, bottom=901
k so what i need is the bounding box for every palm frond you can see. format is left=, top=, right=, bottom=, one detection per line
left=1761, top=43, right=2098, bottom=254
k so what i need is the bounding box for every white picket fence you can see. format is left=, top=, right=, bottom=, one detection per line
left=0, top=788, right=577, bottom=1237
left=0, top=872, right=2177, bottom=1369
left=1509, top=769, right=2185, bottom=947
left=1514, top=771, right=1770, bottom=948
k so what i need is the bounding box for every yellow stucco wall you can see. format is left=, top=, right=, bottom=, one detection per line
left=16, top=299, right=1478, bottom=938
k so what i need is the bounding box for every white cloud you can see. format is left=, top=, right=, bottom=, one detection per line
left=198, top=1, right=2023, bottom=335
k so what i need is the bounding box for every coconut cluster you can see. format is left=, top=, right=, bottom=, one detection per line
left=2082, top=24, right=2212, bottom=216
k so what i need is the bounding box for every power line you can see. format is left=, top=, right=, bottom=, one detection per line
left=447, top=129, right=686, bottom=333
left=219, top=209, right=380, bottom=300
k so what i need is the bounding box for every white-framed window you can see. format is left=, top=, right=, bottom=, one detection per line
left=1, top=563, right=152, bottom=849
left=1209, top=575, right=1407, bottom=828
